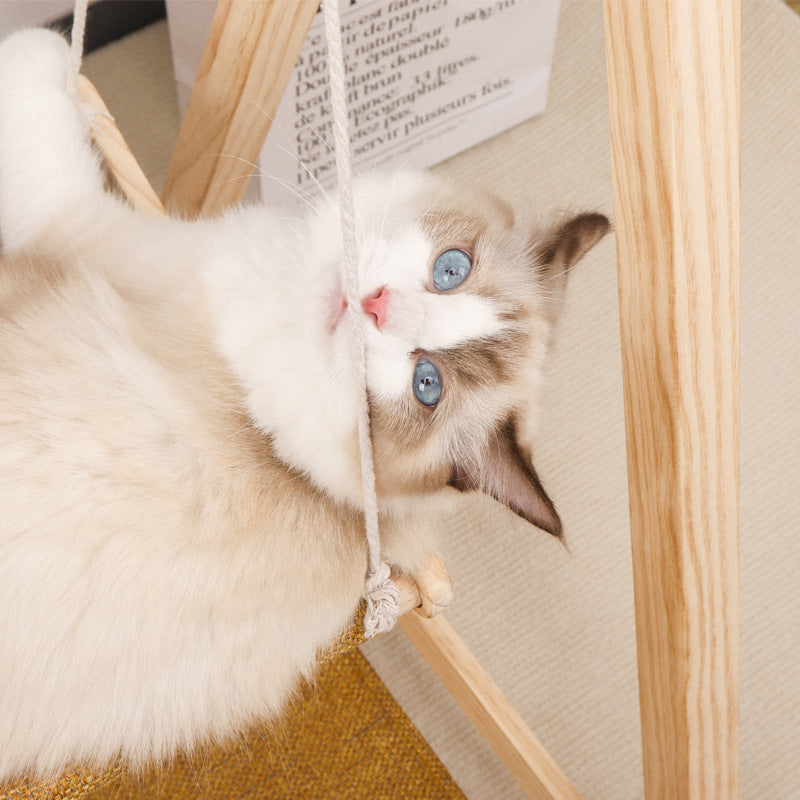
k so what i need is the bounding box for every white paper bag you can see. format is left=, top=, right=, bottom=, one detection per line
left=166, top=0, right=561, bottom=209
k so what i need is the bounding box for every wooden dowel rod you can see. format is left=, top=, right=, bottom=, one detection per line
left=604, top=1, right=740, bottom=798
left=400, top=612, right=582, bottom=800
left=161, top=0, right=318, bottom=216
left=394, top=574, right=422, bottom=617
left=78, top=76, right=165, bottom=216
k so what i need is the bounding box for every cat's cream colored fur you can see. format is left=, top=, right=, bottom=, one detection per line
left=0, top=29, right=608, bottom=781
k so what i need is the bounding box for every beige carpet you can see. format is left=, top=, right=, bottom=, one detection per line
left=80, top=3, right=800, bottom=798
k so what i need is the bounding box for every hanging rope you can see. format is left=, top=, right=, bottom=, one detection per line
left=321, top=0, right=401, bottom=637
left=68, top=0, right=89, bottom=93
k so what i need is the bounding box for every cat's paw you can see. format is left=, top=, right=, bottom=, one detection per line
left=0, top=28, right=106, bottom=256
left=0, top=29, right=71, bottom=90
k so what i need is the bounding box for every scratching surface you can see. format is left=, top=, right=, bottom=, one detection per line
left=1, top=650, right=464, bottom=800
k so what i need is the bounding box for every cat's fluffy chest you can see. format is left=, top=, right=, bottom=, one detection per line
left=0, top=250, right=367, bottom=779
left=199, top=208, right=366, bottom=505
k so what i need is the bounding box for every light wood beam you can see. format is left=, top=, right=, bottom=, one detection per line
left=162, top=0, right=318, bottom=216
left=604, top=2, right=740, bottom=798
left=400, top=612, right=582, bottom=800
left=78, top=76, right=165, bottom=216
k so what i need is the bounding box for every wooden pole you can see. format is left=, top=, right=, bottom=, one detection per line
left=162, top=0, right=318, bottom=216
left=604, top=2, right=740, bottom=797
left=78, top=76, right=165, bottom=216
left=400, top=612, right=582, bottom=800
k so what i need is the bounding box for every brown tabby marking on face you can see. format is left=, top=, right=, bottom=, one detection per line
left=365, top=184, right=609, bottom=533
left=361, top=185, right=543, bottom=504
left=449, top=415, right=563, bottom=537
left=366, top=338, right=532, bottom=504
left=430, top=332, right=529, bottom=393
left=417, top=189, right=542, bottom=324
left=418, top=184, right=515, bottom=246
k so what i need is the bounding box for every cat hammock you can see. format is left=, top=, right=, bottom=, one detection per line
left=6, top=1, right=741, bottom=799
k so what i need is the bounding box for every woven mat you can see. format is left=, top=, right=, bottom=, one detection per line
left=1, top=648, right=465, bottom=800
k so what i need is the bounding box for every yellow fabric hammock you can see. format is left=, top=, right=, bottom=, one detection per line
left=1, top=623, right=467, bottom=800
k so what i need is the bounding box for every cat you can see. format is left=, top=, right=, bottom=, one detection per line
left=0, top=28, right=608, bottom=782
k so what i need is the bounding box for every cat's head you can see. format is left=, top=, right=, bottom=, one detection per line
left=260, top=171, right=608, bottom=536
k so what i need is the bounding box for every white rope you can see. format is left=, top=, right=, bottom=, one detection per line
left=322, top=0, right=400, bottom=637
left=68, top=0, right=89, bottom=92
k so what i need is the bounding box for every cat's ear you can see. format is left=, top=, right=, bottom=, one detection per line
left=449, top=420, right=562, bottom=538
left=534, top=212, right=610, bottom=291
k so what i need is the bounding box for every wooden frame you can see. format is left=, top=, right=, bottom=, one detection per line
left=162, top=0, right=318, bottom=215
left=605, top=2, right=740, bottom=797
left=85, top=0, right=741, bottom=797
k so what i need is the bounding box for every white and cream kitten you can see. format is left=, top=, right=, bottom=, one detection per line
left=0, top=29, right=608, bottom=782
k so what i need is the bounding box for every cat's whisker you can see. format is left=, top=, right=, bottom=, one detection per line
left=538, top=260, right=585, bottom=287
left=376, top=158, right=411, bottom=243
left=252, top=100, right=336, bottom=159
left=376, top=169, right=394, bottom=245
left=272, top=143, right=333, bottom=208
left=255, top=177, right=344, bottom=243
left=213, top=152, right=321, bottom=213
left=383, top=208, right=428, bottom=252
left=252, top=169, right=323, bottom=216
left=211, top=153, right=286, bottom=198
left=218, top=420, right=260, bottom=445
left=250, top=100, right=340, bottom=214
left=213, top=152, right=263, bottom=173
left=217, top=173, right=264, bottom=193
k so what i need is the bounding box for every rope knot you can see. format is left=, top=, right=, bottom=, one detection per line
left=362, top=562, right=401, bottom=637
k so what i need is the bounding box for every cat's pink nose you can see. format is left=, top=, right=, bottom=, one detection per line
left=361, top=287, right=390, bottom=329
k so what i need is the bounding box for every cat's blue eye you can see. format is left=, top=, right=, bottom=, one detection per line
left=433, top=249, right=472, bottom=291
left=413, top=359, right=442, bottom=407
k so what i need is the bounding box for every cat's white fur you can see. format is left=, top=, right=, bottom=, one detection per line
left=206, top=179, right=508, bottom=506
left=0, top=29, right=608, bottom=782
